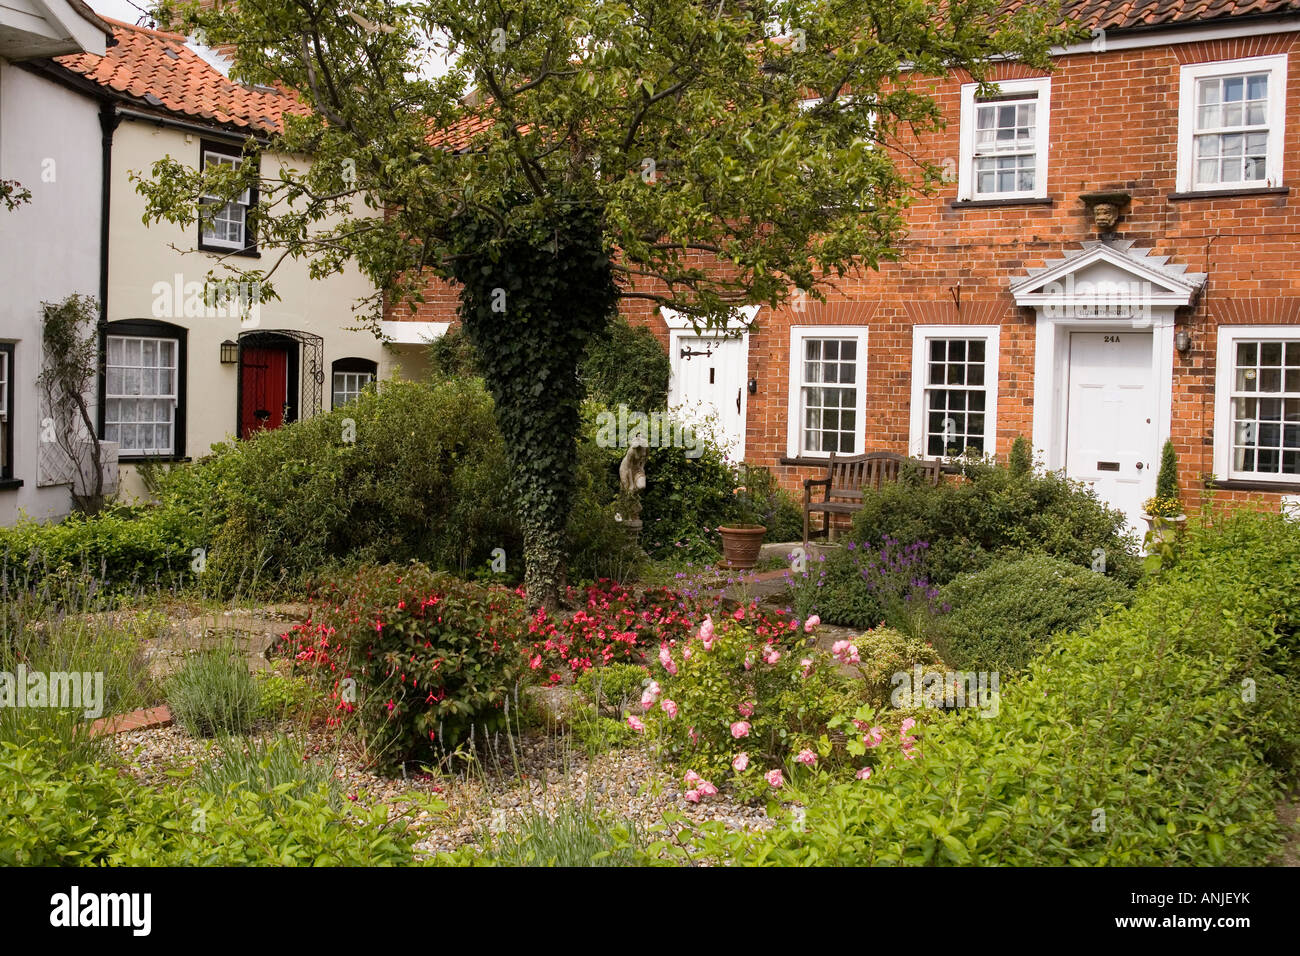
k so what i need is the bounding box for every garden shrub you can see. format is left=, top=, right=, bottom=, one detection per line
left=642, top=610, right=850, bottom=789
left=639, top=428, right=736, bottom=562
left=786, top=537, right=944, bottom=634
left=581, top=316, right=671, bottom=411
left=849, top=456, right=1141, bottom=586
left=165, top=642, right=261, bottom=738
left=154, top=377, right=521, bottom=594
left=575, top=662, right=650, bottom=715
left=0, top=736, right=417, bottom=866
left=282, top=564, right=532, bottom=768
left=0, top=507, right=198, bottom=603
left=733, top=463, right=803, bottom=542
left=938, top=553, right=1132, bottom=673
left=671, top=512, right=1300, bottom=866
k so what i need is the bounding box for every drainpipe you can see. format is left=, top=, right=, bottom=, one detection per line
left=96, top=100, right=120, bottom=437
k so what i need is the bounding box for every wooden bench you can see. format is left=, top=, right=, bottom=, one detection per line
left=802, top=452, right=942, bottom=549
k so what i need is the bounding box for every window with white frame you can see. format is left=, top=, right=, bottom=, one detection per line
left=909, top=326, right=1001, bottom=460
left=958, top=77, right=1051, bottom=201
left=331, top=357, right=378, bottom=408
left=200, top=146, right=253, bottom=251
left=0, top=344, right=13, bottom=480
left=786, top=328, right=869, bottom=457
left=1216, top=328, right=1300, bottom=481
left=1178, top=55, right=1287, bottom=193
left=104, top=335, right=179, bottom=456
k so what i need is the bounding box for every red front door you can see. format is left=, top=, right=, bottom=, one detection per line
left=239, top=345, right=289, bottom=437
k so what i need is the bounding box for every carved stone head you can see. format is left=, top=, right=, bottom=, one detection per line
left=1092, top=202, right=1120, bottom=230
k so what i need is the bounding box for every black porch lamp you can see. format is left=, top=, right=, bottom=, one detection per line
left=220, top=340, right=239, bottom=364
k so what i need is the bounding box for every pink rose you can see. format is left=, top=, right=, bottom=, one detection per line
left=730, top=720, right=751, bottom=739
left=684, top=770, right=702, bottom=786
left=855, top=766, right=873, bottom=780
left=804, top=614, right=821, bottom=633
left=732, top=752, right=749, bottom=772
left=795, top=748, right=817, bottom=767
left=698, top=616, right=714, bottom=641
left=762, top=646, right=780, bottom=665
left=626, top=715, right=645, bottom=732
left=733, top=607, right=745, bottom=621
left=800, top=657, right=814, bottom=678
left=738, top=701, right=755, bottom=718
left=660, top=698, right=678, bottom=719
left=698, top=780, right=718, bottom=797
left=765, top=769, right=784, bottom=788
left=900, top=717, right=917, bottom=736
left=863, top=725, right=885, bottom=748
left=684, top=789, right=701, bottom=803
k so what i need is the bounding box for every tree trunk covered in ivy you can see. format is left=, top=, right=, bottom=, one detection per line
left=449, top=203, right=618, bottom=609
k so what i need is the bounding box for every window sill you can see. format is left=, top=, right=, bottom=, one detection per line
left=1205, top=477, right=1300, bottom=494
left=779, top=456, right=833, bottom=468
left=0, top=478, right=23, bottom=491
left=198, top=242, right=261, bottom=258
left=118, top=455, right=191, bottom=465
left=950, top=196, right=1053, bottom=209
left=1168, top=186, right=1289, bottom=201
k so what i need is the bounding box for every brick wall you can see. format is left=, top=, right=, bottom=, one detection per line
left=393, top=30, right=1300, bottom=514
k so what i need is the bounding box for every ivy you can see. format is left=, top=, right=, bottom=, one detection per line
left=447, top=200, right=619, bottom=607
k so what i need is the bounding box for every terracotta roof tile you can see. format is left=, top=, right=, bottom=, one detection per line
left=55, top=17, right=309, bottom=135
left=1003, top=0, right=1300, bottom=31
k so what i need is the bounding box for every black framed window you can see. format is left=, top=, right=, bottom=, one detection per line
left=331, top=357, right=377, bottom=408
left=198, top=139, right=259, bottom=257
left=100, top=320, right=187, bottom=460
left=0, top=343, right=14, bottom=481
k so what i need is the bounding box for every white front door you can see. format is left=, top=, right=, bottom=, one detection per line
left=669, top=332, right=748, bottom=460
left=1065, top=331, right=1158, bottom=534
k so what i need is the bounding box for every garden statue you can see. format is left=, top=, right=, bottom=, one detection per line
left=618, top=438, right=649, bottom=534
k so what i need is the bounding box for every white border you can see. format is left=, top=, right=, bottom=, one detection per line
left=908, top=325, right=1002, bottom=459
left=957, top=76, right=1051, bottom=202
left=785, top=325, right=870, bottom=459
left=1213, top=325, right=1300, bottom=484
left=1175, top=54, right=1288, bottom=194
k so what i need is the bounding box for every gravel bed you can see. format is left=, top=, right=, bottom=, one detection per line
left=110, top=724, right=772, bottom=859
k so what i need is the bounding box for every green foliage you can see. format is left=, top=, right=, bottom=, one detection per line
left=938, top=553, right=1132, bottom=673
left=0, top=508, right=199, bottom=603
left=38, top=293, right=107, bottom=514
left=731, top=463, right=802, bottom=539
left=640, top=432, right=735, bottom=562
left=849, top=456, right=1141, bottom=586
left=426, top=325, right=482, bottom=379
left=155, top=377, right=519, bottom=594
left=165, top=642, right=261, bottom=738
left=646, top=616, right=851, bottom=787
left=194, top=734, right=341, bottom=812
left=581, top=316, right=671, bottom=411
left=676, top=512, right=1300, bottom=866
left=846, top=626, right=947, bottom=708
left=284, top=565, right=532, bottom=768
left=254, top=671, right=319, bottom=723
left=1156, top=439, right=1180, bottom=502
left=448, top=202, right=619, bottom=607
left=575, top=663, right=649, bottom=714
left=1008, top=435, right=1032, bottom=478
left=465, top=800, right=646, bottom=867
left=785, top=547, right=883, bottom=630
left=0, top=736, right=417, bottom=866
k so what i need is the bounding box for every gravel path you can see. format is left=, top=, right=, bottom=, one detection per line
left=110, top=724, right=772, bottom=859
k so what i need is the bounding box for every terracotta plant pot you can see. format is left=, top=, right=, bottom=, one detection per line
left=718, top=525, right=767, bottom=570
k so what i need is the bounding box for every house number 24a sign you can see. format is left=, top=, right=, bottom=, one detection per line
left=1104, top=335, right=1122, bottom=343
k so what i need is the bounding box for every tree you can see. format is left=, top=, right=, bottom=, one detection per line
left=139, top=0, right=1075, bottom=607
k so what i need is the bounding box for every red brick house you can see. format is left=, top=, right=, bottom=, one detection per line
left=400, top=0, right=1300, bottom=533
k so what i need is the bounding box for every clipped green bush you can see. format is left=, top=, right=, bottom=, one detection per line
left=675, top=512, right=1300, bottom=866
left=155, top=377, right=521, bottom=593
left=849, top=456, right=1141, bottom=586
left=640, top=432, right=736, bottom=562
left=165, top=642, right=261, bottom=738
left=938, top=553, right=1132, bottom=672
